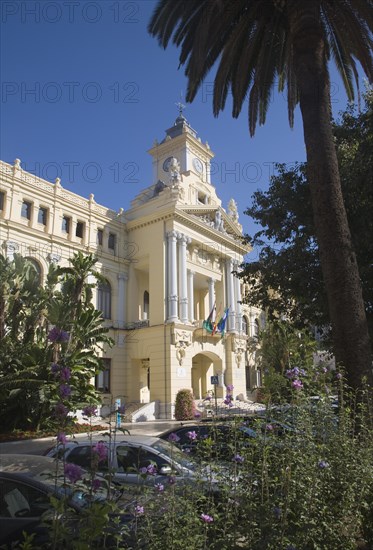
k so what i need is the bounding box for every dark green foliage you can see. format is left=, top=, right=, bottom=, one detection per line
left=0, top=252, right=113, bottom=431
left=241, top=92, right=373, bottom=342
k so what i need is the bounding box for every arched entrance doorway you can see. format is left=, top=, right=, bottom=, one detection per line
left=191, top=351, right=223, bottom=400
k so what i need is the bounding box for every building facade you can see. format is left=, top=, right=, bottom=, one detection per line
left=0, top=114, right=262, bottom=418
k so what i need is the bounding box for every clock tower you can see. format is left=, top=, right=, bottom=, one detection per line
left=148, top=110, right=215, bottom=188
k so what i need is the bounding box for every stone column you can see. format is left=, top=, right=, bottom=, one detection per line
left=188, top=270, right=195, bottom=322
left=117, top=272, right=128, bottom=328
left=207, top=277, right=215, bottom=315
left=167, top=230, right=179, bottom=322
left=178, top=234, right=189, bottom=324
left=226, top=258, right=236, bottom=332
left=234, top=262, right=242, bottom=332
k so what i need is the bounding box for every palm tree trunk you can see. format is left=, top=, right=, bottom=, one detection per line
left=289, top=2, right=372, bottom=389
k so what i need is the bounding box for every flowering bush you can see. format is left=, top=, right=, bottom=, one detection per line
left=174, top=388, right=196, bottom=420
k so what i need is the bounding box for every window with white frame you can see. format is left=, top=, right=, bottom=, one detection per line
left=95, top=358, right=111, bottom=392
left=97, top=280, right=112, bottom=319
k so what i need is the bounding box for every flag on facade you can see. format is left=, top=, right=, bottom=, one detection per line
left=217, top=307, right=229, bottom=336
left=202, top=303, right=216, bottom=333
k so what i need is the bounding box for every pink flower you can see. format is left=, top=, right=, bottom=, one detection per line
left=187, top=430, right=197, bottom=440
left=168, top=433, right=180, bottom=443
left=201, top=513, right=213, bottom=523
left=64, top=463, right=82, bottom=483
left=59, top=384, right=71, bottom=398
left=292, top=379, right=303, bottom=390
left=93, top=441, right=108, bottom=462
left=92, top=478, right=101, bottom=491
left=60, top=367, right=71, bottom=382
left=57, top=432, right=67, bottom=445
left=82, top=405, right=97, bottom=417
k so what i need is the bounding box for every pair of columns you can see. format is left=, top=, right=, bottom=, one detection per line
left=167, top=230, right=192, bottom=323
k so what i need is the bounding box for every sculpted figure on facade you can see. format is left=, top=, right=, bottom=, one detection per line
left=169, top=157, right=181, bottom=185
left=228, top=198, right=239, bottom=222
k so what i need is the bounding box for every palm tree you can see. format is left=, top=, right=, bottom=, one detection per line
left=149, top=0, right=373, bottom=389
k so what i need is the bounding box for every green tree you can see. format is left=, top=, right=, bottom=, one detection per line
left=241, top=92, right=373, bottom=341
left=148, top=0, right=373, bottom=389
left=0, top=253, right=112, bottom=431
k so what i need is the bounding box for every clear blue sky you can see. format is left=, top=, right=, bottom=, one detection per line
left=1, top=1, right=355, bottom=259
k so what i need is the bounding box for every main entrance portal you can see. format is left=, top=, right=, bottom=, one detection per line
left=191, top=352, right=223, bottom=400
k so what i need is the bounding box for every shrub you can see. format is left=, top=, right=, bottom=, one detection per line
left=174, top=388, right=196, bottom=420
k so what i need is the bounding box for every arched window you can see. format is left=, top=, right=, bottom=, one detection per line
left=254, top=318, right=260, bottom=337
left=97, top=281, right=112, bottom=319
left=143, top=291, right=149, bottom=320
left=26, top=258, right=42, bottom=285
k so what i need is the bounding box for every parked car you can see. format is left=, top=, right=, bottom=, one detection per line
left=159, top=417, right=296, bottom=458
left=0, top=454, right=137, bottom=548
left=45, top=434, right=209, bottom=489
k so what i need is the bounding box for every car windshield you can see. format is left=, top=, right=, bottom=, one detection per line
left=151, top=440, right=197, bottom=471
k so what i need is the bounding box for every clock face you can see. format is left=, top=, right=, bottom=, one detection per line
left=163, top=157, right=173, bottom=172
left=193, top=157, right=203, bottom=174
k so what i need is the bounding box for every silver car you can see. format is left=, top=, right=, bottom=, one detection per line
left=45, top=434, right=202, bottom=488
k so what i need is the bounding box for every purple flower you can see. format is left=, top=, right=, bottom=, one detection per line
left=226, top=384, right=234, bottom=392
left=64, top=463, right=82, bottom=483
left=285, top=369, right=294, bottom=379
left=59, top=384, right=71, bottom=398
left=318, top=460, right=330, bottom=469
left=60, top=367, right=71, bottom=382
left=168, top=433, right=180, bottom=443
left=204, top=395, right=212, bottom=401
left=48, top=327, right=70, bottom=343
left=187, top=430, right=197, bottom=441
left=292, top=379, right=303, bottom=390
left=92, top=478, right=101, bottom=492
left=93, top=441, right=108, bottom=462
left=155, top=483, right=164, bottom=493
left=200, top=513, right=214, bottom=523
left=146, top=464, right=157, bottom=475
left=266, top=424, right=274, bottom=431
left=336, top=372, right=343, bottom=380
left=139, top=467, right=148, bottom=475
left=233, top=454, right=244, bottom=464
left=194, top=412, right=201, bottom=418
left=82, top=405, right=97, bottom=417
left=51, top=363, right=60, bottom=375
left=168, top=476, right=176, bottom=485
left=135, top=505, right=144, bottom=516
left=57, top=432, right=67, bottom=445
left=54, top=403, right=68, bottom=417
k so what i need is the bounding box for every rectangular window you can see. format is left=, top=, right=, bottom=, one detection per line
left=38, top=207, right=48, bottom=225
left=97, top=229, right=103, bottom=245
left=108, top=233, right=116, bottom=250
left=62, top=215, right=70, bottom=233
left=97, top=282, right=111, bottom=319
left=76, top=221, right=84, bottom=238
left=95, top=359, right=111, bottom=392
left=0, top=191, right=4, bottom=211
left=21, top=200, right=32, bottom=220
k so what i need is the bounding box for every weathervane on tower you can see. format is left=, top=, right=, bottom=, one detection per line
left=175, top=91, right=186, bottom=117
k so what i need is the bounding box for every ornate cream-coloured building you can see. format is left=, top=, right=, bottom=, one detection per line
left=0, top=114, right=262, bottom=419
